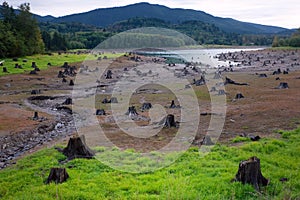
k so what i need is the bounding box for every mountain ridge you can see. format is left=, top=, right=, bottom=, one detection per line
left=48, top=2, right=288, bottom=34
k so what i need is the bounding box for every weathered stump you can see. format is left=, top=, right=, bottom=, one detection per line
left=110, top=97, right=118, bottom=103
left=201, top=136, right=214, bottom=145
left=106, top=70, right=112, bottom=79
left=33, top=111, right=39, bottom=120
left=218, top=89, right=226, bottom=95
left=63, top=97, right=72, bottom=105
left=276, top=82, right=289, bottom=89
left=31, top=62, right=37, bottom=68
left=234, top=156, right=269, bottom=191
left=164, top=114, right=177, bottom=128
left=210, top=87, right=217, bottom=92
left=169, top=100, right=180, bottom=108
left=194, top=76, right=206, bottom=86
left=62, top=78, right=67, bottom=83
left=31, top=90, right=41, bottom=95
left=213, top=72, right=222, bottom=79
left=46, top=167, right=69, bottom=184
left=235, top=93, right=244, bottom=99
left=96, top=109, right=106, bottom=115
left=102, top=98, right=110, bottom=104
left=69, top=80, right=74, bottom=86
left=141, top=102, right=152, bottom=111
left=62, top=135, right=94, bottom=160
left=29, top=70, right=37, bottom=75
left=2, top=67, right=7, bottom=73
left=126, top=106, right=138, bottom=116
left=58, top=71, right=65, bottom=78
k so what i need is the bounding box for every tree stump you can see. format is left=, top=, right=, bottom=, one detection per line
left=201, top=136, right=214, bottom=145
left=105, top=70, right=112, bottom=79
left=63, top=135, right=94, bottom=160
left=96, top=109, right=106, bottom=115
left=169, top=100, right=178, bottom=108
left=46, top=167, right=69, bottom=184
left=126, top=106, right=138, bottom=116
left=63, top=97, right=72, bottom=105
left=218, top=89, right=226, bottom=95
left=62, top=78, right=67, bottom=83
left=33, top=111, right=39, bottom=120
left=276, top=82, right=289, bottom=89
left=235, top=93, right=244, bottom=99
left=31, top=62, right=37, bottom=68
left=234, top=156, right=269, bottom=191
left=164, top=114, right=177, bottom=128
left=141, top=102, right=152, bottom=111
left=29, top=70, right=37, bottom=75
left=110, top=97, right=118, bottom=103
left=2, top=67, right=7, bottom=73
left=69, top=80, right=74, bottom=86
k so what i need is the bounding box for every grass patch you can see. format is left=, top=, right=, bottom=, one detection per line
left=0, top=52, right=123, bottom=76
left=231, top=136, right=251, bottom=143
left=0, top=128, right=299, bottom=199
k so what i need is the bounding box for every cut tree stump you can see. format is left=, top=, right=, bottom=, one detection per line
left=164, top=114, right=177, bottom=128
left=276, top=82, right=289, bottom=89
left=62, top=135, right=94, bottom=160
left=234, top=156, right=269, bottom=191
left=33, top=111, right=39, bottom=120
left=46, top=167, right=69, bottom=184
left=69, top=80, right=74, bottom=86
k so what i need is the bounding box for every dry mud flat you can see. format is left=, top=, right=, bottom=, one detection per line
left=0, top=49, right=300, bottom=168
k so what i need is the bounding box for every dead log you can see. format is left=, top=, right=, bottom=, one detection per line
left=62, top=135, right=94, bottom=160
left=225, top=77, right=248, bottom=86
left=234, top=156, right=269, bottom=191
left=46, top=167, right=69, bottom=184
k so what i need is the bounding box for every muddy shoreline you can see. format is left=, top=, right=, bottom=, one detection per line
left=0, top=48, right=300, bottom=169
left=0, top=95, right=76, bottom=169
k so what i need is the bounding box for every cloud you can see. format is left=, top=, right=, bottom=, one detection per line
left=6, top=0, right=300, bottom=28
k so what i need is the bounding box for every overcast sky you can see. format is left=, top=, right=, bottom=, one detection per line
left=7, top=0, right=300, bottom=29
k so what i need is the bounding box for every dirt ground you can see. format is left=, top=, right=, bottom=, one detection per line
left=0, top=49, right=300, bottom=162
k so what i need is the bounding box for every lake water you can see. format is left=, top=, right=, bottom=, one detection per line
left=141, top=47, right=264, bottom=68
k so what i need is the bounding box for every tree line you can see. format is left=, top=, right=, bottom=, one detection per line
left=272, top=28, right=300, bottom=47
left=1, top=2, right=298, bottom=59
left=0, top=2, right=44, bottom=58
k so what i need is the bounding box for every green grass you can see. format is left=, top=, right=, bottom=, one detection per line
left=0, top=128, right=300, bottom=199
left=0, top=52, right=124, bottom=76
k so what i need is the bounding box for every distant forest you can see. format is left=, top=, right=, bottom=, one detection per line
left=0, top=2, right=299, bottom=58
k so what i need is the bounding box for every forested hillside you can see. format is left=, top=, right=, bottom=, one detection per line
left=0, top=2, right=44, bottom=57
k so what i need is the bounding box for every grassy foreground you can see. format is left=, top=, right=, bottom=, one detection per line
left=0, top=128, right=299, bottom=199
left=0, top=52, right=123, bottom=76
